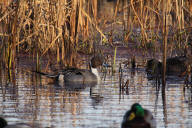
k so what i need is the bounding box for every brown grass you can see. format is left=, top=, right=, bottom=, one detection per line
left=0, top=0, right=192, bottom=69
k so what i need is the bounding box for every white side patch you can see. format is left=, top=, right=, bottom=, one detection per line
left=58, top=74, right=64, bottom=82
left=91, top=68, right=100, bottom=81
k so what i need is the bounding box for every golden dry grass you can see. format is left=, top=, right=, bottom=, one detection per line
left=0, top=0, right=192, bottom=69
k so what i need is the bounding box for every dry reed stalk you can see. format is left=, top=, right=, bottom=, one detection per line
left=162, top=0, right=171, bottom=87
left=81, top=9, right=107, bottom=40
left=189, top=0, right=192, bottom=14
left=10, top=0, right=19, bottom=68
left=130, top=0, right=148, bottom=43
left=175, top=0, right=184, bottom=30
left=0, top=0, right=192, bottom=70
left=114, top=0, right=120, bottom=19
left=91, top=0, right=97, bottom=21
left=123, top=0, right=128, bottom=29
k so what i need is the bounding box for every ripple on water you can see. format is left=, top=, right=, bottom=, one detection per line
left=0, top=57, right=192, bottom=128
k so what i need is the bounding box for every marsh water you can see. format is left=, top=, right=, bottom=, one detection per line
left=0, top=55, right=192, bottom=128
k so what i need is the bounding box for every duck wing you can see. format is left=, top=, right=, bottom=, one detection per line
left=59, top=68, right=84, bottom=76
left=33, top=71, right=59, bottom=78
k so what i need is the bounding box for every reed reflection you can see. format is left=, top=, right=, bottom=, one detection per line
left=90, top=84, right=104, bottom=108
left=162, top=85, right=167, bottom=128
left=183, top=85, right=192, bottom=110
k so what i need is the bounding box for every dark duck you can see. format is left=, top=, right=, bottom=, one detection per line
left=146, top=43, right=192, bottom=76
left=121, top=103, right=156, bottom=128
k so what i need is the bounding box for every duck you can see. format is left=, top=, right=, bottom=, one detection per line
left=146, top=56, right=190, bottom=76
left=121, top=103, right=156, bottom=128
left=34, top=55, right=104, bottom=84
left=166, top=56, right=188, bottom=75
left=0, top=117, right=32, bottom=128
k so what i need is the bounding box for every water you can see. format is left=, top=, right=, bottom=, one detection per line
left=0, top=57, right=192, bottom=128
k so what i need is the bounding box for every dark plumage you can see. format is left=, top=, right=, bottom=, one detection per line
left=0, top=117, right=7, bottom=128
left=121, top=103, right=156, bottom=128
left=146, top=55, right=191, bottom=76
left=91, top=55, right=104, bottom=68
left=146, top=59, right=162, bottom=74
left=166, top=56, right=187, bottom=75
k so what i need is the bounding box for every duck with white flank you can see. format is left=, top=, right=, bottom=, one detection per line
left=35, top=55, right=104, bottom=85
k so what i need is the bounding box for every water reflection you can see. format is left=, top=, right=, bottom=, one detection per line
left=0, top=57, right=192, bottom=128
left=183, top=85, right=192, bottom=110
left=90, top=84, right=104, bottom=108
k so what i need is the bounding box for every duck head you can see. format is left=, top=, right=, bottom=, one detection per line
left=128, top=103, right=145, bottom=121
left=90, top=55, right=104, bottom=68
left=89, top=55, right=104, bottom=80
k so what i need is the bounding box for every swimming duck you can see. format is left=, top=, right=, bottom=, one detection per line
left=146, top=56, right=190, bottom=76
left=0, top=117, right=32, bottom=128
left=166, top=56, right=188, bottom=75
left=35, top=55, right=104, bottom=84
left=121, top=103, right=156, bottom=128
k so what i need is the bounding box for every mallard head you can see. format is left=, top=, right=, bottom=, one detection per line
left=128, top=103, right=145, bottom=121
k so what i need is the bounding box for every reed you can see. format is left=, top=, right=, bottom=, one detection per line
left=0, top=0, right=192, bottom=70
left=119, top=63, right=122, bottom=89
left=0, top=0, right=96, bottom=68
left=121, top=0, right=192, bottom=56
left=162, top=0, right=170, bottom=87
left=112, top=46, right=117, bottom=75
